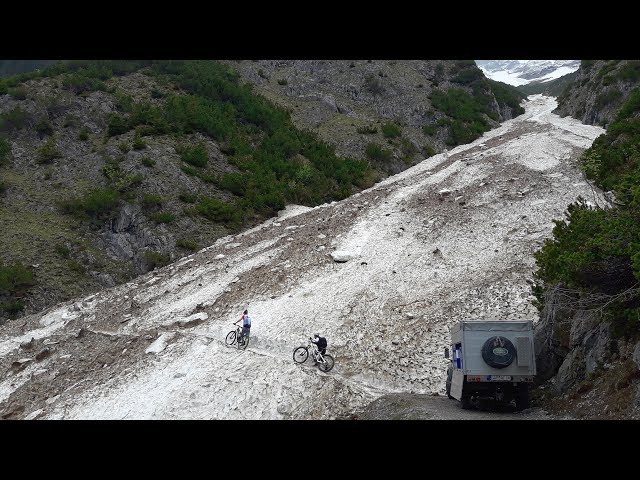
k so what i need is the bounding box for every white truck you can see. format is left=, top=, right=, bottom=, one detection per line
left=444, top=320, right=536, bottom=411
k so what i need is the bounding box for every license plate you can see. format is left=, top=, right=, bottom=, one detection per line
left=488, top=375, right=511, bottom=381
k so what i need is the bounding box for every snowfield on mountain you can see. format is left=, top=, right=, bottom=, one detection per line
left=0, top=95, right=606, bottom=420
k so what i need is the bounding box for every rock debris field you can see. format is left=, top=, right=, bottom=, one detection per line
left=0, top=96, right=605, bottom=419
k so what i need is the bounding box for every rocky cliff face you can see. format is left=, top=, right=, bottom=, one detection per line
left=534, top=286, right=640, bottom=419
left=554, top=60, right=640, bottom=126
left=227, top=60, right=524, bottom=174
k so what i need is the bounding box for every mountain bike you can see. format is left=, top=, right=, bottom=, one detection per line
left=293, top=338, right=335, bottom=372
left=225, top=324, right=249, bottom=350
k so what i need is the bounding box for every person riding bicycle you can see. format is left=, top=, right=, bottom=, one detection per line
left=234, top=309, right=251, bottom=343
left=310, top=333, right=327, bottom=357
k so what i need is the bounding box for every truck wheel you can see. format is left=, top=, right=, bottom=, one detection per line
left=481, top=336, right=516, bottom=369
left=515, top=386, right=530, bottom=411
left=461, top=394, right=472, bottom=410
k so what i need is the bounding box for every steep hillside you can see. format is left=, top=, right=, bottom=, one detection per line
left=0, top=60, right=375, bottom=322
left=516, top=71, right=578, bottom=97
left=555, top=60, right=640, bottom=126
left=0, top=95, right=603, bottom=420
left=0, top=60, right=524, bottom=324
left=227, top=60, right=525, bottom=174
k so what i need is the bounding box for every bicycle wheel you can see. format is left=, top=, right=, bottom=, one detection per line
left=293, top=346, right=309, bottom=363
left=238, top=334, right=249, bottom=350
left=225, top=330, right=237, bottom=346
left=317, top=354, right=334, bottom=372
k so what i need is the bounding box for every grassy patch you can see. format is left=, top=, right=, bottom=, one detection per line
left=179, top=192, right=197, bottom=203
left=144, top=250, right=170, bottom=270
left=141, top=156, right=156, bottom=167
left=78, top=127, right=90, bottom=141
left=381, top=122, right=402, bottom=138
left=142, top=193, right=163, bottom=207
left=176, top=238, right=199, bottom=251
left=150, top=211, right=175, bottom=223
left=356, top=125, right=377, bottom=134
left=365, top=143, right=392, bottom=162
left=59, top=187, right=120, bottom=218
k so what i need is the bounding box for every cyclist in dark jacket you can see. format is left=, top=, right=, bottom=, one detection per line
left=311, top=334, right=327, bottom=356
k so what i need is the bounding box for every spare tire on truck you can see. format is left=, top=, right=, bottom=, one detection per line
left=481, top=336, right=516, bottom=369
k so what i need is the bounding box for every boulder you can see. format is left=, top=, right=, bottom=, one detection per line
left=331, top=250, right=353, bottom=262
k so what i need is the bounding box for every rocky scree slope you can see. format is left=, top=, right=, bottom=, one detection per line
left=0, top=95, right=605, bottom=420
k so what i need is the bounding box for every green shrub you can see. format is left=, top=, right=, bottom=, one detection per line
left=144, top=251, right=170, bottom=270
left=400, top=138, right=417, bottom=156
left=180, top=143, right=208, bottom=167
left=78, top=127, right=90, bottom=140
left=176, top=238, right=199, bottom=251
left=55, top=244, right=71, bottom=258
left=0, top=181, right=6, bottom=194
left=0, top=261, right=35, bottom=295
left=62, top=114, right=79, bottom=128
left=422, top=144, right=436, bottom=158
left=0, top=137, right=11, bottom=165
left=150, top=211, right=175, bottom=223
left=180, top=164, right=199, bottom=176
left=107, top=114, right=130, bottom=136
left=114, top=91, right=134, bottom=112
left=67, top=260, right=86, bottom=274
left=0, top=106, right=32, bottom=131
left=62, top=71, right=108, bottom=94
left=381, top=122, right=402, bottom=138
left=151, top=88, right=165, bottom=99
left=132, top=132, right=147, bottom=150
left=277, top=79, right=288, bottom=85
left=179, top=192, right=197, bottom=203
left=37, top=137, right=62, bottom=164
left=364, top=74, right=385, bottom=95
left=196, top=196, right=238, bottom=224
left=595, top=89, right=623, bottom=109
left=7, top=85, right=28, bottom=99
left=365, top=143, right=392, bottom=161
left=118, top=141, right=130, bottom=153
left=60, top=187, right=120, bottom=217
left=422, top=124, right=437, bottom=136
left=356, top=125, right=377, bottom=134
left=142, top=193, right=163, bottom=207
left=141, top=156, right=156, bottom=167
left=35, top=118, right=54, bottom=136
left=1, top=299, right=25, bottom=316
left=617, top=61, right=640, bottom=82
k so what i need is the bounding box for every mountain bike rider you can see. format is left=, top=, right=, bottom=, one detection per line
left=311, top=333, right=327, bottom=358
left=234, top=309, right=251, bottom=343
